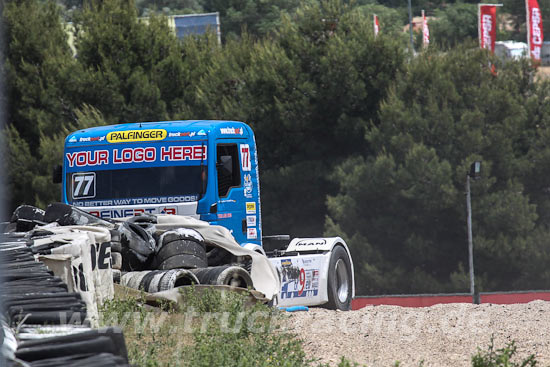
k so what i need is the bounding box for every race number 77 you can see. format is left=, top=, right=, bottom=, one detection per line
left=240, top=144, right=251, bottom=172
left=72, top=172, right=96, bottom=199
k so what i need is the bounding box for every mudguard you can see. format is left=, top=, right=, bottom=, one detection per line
left=269, top=237, right=355, bottom=308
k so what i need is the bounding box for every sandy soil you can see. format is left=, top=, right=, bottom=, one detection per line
left=284, top=301, right=550, bottom=366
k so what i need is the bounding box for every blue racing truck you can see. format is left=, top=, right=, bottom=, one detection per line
left=60, top=120, right=354, bottom=310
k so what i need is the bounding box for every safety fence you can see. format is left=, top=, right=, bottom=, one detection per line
left=351, top=290, right=550, bottom=310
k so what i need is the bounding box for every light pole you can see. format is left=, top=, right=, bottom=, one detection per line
left=407, top=0, right=415, bottom=53
left=466, top=161, right=481, bottom=304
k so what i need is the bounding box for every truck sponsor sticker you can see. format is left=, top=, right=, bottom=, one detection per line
left=65, top=145, right=206, bottom=168
left=79, top=136, right=105, bottom=142
left=247, top=228, right=257, bottom=240
left=73, top=196, right=198, bottom=207
left=243, top=173, right=253, bottom=198
left=168, top=131, right=195, bottom=138
left=245, top=202, right=256, bottom=214
left=88, top=206, right=178, bottom=219
left=220, top=127, right=244, bottom=135
left=295, top=239, right=327, bottom=247
left=279, top=258, right=321, bottom=299
left=240, top=144, right=251, bottom=172
left=246, top=215, right=256, bottom=227
left=107, top=129, right=167, bottom=143
left=281, top=259, right=292, bottom=267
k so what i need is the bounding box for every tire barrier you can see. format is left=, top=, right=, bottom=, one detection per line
left=15, top=226, right=115, bottom=323
left=22, top=352, right=129, bottom=367
left=206, top=246, right=234, bottom=267
left=153, top=229, right=207, bottom=270
left=119, top=221, right=155, bottom=271
left=189, top=266, right=253, bottom=289
left=0, top=244, right=86, bottom=327
left=127, top=213, right=157, bottom=239
left=120, top=269, right=199, bottom=293
left=112, top=269, right=121, bottom=284
left=1, top=232, right=130, bottom=367
left=15, top=327, right=129, bottom=365
left=111, top=252, right=122, bottom=270
left=10, top=205, right=46, bottom=232
left=43, top=202, right=114, bottom=228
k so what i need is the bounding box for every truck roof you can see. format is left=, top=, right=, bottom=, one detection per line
left=66, top=120, right=251, bottom=146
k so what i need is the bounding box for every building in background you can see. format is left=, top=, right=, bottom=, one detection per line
left=494, top=41, right=528, bottom=61
left=167, top=13, right=221, bottom=44
left=143, top=12, right=221, bottom=44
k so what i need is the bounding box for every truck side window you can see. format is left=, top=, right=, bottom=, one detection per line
left=216, top=144, right=241, bottom=197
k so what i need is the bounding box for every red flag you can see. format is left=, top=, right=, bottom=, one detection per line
left=478, top=5, right=497, bottom=53
left=422, top=10, right=430, bottom=47
left=526, top=0, right=544, bottom=63
left=373, top=14, right=379, bottom=37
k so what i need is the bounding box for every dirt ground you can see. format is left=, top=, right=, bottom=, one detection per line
left=284, top=300, right=550, bottom=367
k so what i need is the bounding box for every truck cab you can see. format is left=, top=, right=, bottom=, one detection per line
left=63, top=120, right=261, bottom=246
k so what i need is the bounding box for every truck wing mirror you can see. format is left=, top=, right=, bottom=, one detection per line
left=52, top=165, right=62, bottom=184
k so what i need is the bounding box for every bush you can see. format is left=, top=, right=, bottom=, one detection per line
left=472, top=338, right=537, bottom=367
left=180, top=286, right=311, bottom=367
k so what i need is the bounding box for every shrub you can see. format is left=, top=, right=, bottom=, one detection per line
left=472, top=337, right=537, bottom=367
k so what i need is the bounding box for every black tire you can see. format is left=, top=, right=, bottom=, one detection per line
left=139, top=270, right=163, bottom=292
left=156, top=239, right=206, bottom=261
left=158, top=269, right=199, bottom=291
left=127, top=213, right=157, bottom=225
left=110, top=252, right=122, bottom=270
left=158, top=229, right=204, bottom=247
left=11, top=205, right=46, bottom=231
left=16, top=327, right=128, bottom=362
left=189, top=266, right=253, bottom=288
left=119, top=222, right=155, bottom=258
left=206, top=246, right=233, bottom=266
left=121, top=271, right=149, bottom=290
left=112, top=269, right=121, bottom=284
left=156, top=253, right=207, bottom=270
left=325, top=245, right=352, bottom=311
left=119, top=222, right=155, bottom=271
left=109, top=229, right=122, bottom=253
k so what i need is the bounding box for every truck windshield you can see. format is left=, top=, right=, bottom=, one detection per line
left=66, top=166, right=204, bottom=205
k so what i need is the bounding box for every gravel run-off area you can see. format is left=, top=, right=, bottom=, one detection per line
left=284, top=300, right=550, bottom=367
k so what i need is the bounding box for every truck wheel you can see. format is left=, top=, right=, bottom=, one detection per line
left=325, top=245, right=352, bottom=311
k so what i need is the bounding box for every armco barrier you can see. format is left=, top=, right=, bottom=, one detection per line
left=352, top=290, right=550, bottom=310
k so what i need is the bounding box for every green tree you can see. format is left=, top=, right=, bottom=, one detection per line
left=327, top=47, right=549, bottom=294
left=3, top=0, right=80, bottom=149
left=428, top=2, right=478, bottom=50
left=202, top=0, right=301, bottom=39
left=73, top=0, right=179, bottom=123
left=2, top=0, right=84, bottom=210
left=182, top=0, right=405, bottom=236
